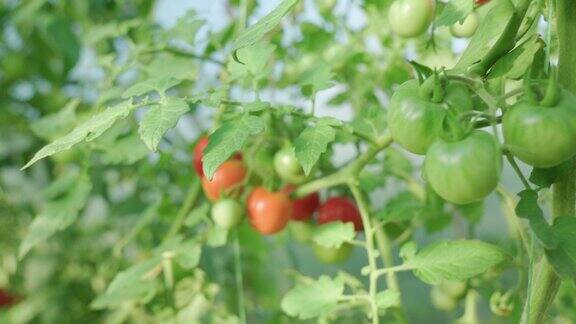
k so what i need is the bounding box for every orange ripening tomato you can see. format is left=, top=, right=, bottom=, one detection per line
left=193, top=136, right=242, bottom=178
left=247, top=187, right=292, bottom=235
left=201, top=160, right=247, bottom=202
left=282, top=185, right=320, bottom=221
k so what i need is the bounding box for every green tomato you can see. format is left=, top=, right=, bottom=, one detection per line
left=424, top=131, right=502, bottom=204
left=389, top=0, right=435, bottom=38
left=273, top=147, right=306, bottom=183
left=312, top=243, right=353, bottom=264
left=450, top=12, right=480, bottom=38
left=439, top=281, right=467, bottom=299
left=211, top=199, right=243, bottom=229
left=431, top=286, right=457, bottom=311
left=289, top=221, right=313, bottom=243
left=503, top=90, right=576, bottom=168
left=388, top=80, right=473, bottom=155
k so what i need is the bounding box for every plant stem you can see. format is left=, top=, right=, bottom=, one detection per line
left=523, top=1, right=576, bottom=321
left=164, top=178, right=201, bottom=241
left=349, top=183, right=380, bottom=324
left=374, top=226, right=408, bottom=323
left=233, top=230, right=247, bottom=324
left=294, top=133, right=393, bottom=198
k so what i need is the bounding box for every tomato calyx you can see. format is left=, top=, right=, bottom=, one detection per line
left=419, top=71, right=446, bottom=103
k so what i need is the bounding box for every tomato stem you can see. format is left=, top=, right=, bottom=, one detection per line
left=522, top=1, right=576, bottom=321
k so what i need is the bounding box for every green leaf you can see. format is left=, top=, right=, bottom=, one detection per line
left=294, top=121, right=336, bottom=175
left=312, top=222, right=355, bottom=248
left=436, top=0, right=474, bottom=27
left=377, top=192, right=423, bottom=223
left=546, top=216, right=576, bottom=281
left=300, top=63, right=333, bottom=96
left=281, top=275, right=344, bottom=319
left=91, top=256, right=161, bottom=309
left=404, top=240, right=507, bottom=284
left=453, top=0, right=515, bottom=72
left=488, top=35, right=545, bottom=80
left=184, top=203, right=210, bottom=228
left=228, top=41, right=276, bottom=80
left=529, top=161, right=572, bottom=188
left=138, top=97, right=189, bottom=151
left=515, top=189, right=557, bottom=249
left=30, top=100, right=79, bottom=140
left=100, top=134, right=149, bottom=165
left=169, top=10, right=204, bottom=44
left=122, top=77, right=181, bottom=98
left=233, top=0, right=299, bottom=62
left=376, top=290, right=400, bottom=311
left=19, top=172, right=92, bottom=258
left=203, top=115, right=266, bottom=179
left=174, top=240, right=202, bottom=269
left=22, top=100, right=136, bottom=169
left=143, top=54, right=198, bottom=80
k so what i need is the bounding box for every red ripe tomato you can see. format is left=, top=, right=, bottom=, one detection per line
left=475, top=0, right=490, bottom=5
left=193, top=136, right=242, bottom=178
left=201, top=160, right=247, bottom=202
left=247, top=187, right=291, bottom=235
left=318, top=197, right=363, bottom=231
left=193, top=137, right=209, bottom=177
left=0, top=289, right=17, bottom=308
left=282, top=185, right=320, bottom=221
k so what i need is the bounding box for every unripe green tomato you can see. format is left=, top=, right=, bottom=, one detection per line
left=389, top=0, right=435, bottom=38
left=273, top=147, right=306, bottom=183
left=388, top=80, right=473, bottom=154
left=439, top=281, right=467, bottom=299
left=450, top=12, right=480, bottom=38
left=503, top=90, right=576, bottom=168
left=424, top=131, right=502, bottom=204
left=211, top=199, right=243, bottom=229
left=430, top=286, right=457, bottom=311
left=289, top=221, right=314, bottom=243
left=312, top=243, right=353, bottom=264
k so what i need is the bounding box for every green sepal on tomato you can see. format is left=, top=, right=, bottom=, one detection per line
left=388, top=0, right=435, bottom=38
left=201, top=160, right=247, bottom=202
left=211, top=199, right=244, bottom=229
left=247, top=187, right=292, bottom=235
left=388, top=79, right=473, bottom=155
left=503, top=89, right=576, bottom=168
left=424, top=130, right=502, bottom=204
left=317, top=197, right=363, bottom=231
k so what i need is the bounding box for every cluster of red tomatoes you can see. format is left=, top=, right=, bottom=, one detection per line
left=193, top=137, right=363, bottom=263
left=388, top=0, right=488, bottom=39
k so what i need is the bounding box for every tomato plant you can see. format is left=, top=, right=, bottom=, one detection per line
left=4, top=0, right=576, bottom=323
left=247, top=187, right=291, bottom=235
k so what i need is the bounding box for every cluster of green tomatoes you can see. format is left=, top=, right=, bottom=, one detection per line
left=388, top=73, right=576, bottom=204
left=388, top=0, right=486, bottom=39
